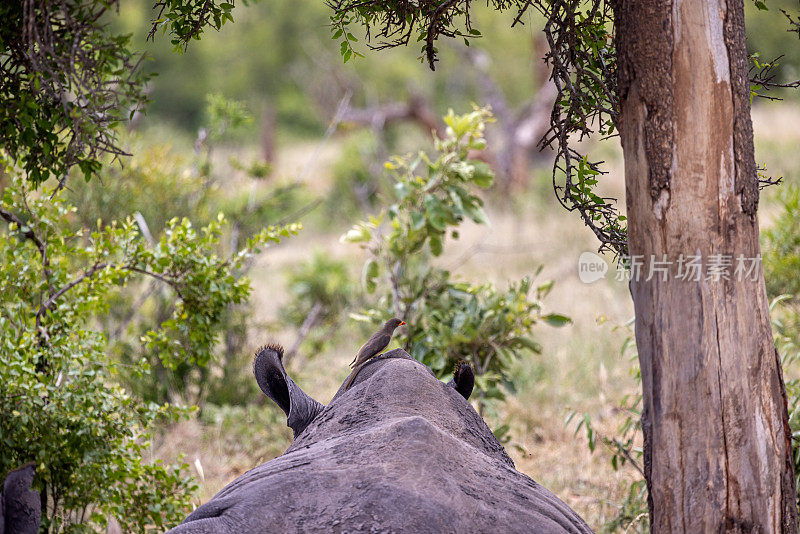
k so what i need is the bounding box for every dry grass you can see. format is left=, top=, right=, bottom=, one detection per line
left=154, top=101, right=800, bottom=530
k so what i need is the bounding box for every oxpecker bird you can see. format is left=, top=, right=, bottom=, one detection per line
left=343, top=318, right=405, bottom=389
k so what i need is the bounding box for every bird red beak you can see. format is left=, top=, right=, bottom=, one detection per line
left=399, top=321, right=406, bottom=326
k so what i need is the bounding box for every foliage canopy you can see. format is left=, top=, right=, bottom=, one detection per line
left=328, top=0, right=800, bottom=256
left=0, top=0, right=148, bottom=186
left=0, top=0, right=260, bottom=188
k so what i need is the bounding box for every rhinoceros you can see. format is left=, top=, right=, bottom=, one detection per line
left=169, top=345, right=593, bottom=533
left=0, top=463, right=41, bottom=534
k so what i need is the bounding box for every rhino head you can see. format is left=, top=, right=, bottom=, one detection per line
left=170, top=346, right=592, bottom=533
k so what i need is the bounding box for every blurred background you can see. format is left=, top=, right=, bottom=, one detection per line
left=40, top=0, right=800, bottom=530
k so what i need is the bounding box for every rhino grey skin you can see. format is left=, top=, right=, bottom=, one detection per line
left=1, top=463, right=41, bottom=534
left=170, top=348, right=592, bottom=534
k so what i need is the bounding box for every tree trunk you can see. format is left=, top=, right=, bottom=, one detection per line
left=614, top=0, right=797, bottom=531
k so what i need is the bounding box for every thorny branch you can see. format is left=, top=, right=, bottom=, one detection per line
left=2, top=0, right=145, bottom=187
left=538, top=0, right=626, bottom=256
left=749, top=55, right=800, bottom=101
left=148, top=0, right=222, bottom=44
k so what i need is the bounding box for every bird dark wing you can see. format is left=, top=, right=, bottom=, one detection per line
left=349, top=331, right=381, bottom=367
left=350, top=331, right=392, bottom=369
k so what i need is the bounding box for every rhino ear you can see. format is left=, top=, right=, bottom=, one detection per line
left=2, top=463, right=41, bottom=534
left=448, top=360, right=475, bottom=400
left=254, top=344, right=324, bottom=438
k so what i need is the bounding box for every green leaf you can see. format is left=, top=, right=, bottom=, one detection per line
left=471, top=162, right=494, bottom=188
left=543, top=313, right=572, bottom=327
left=512, top=337, right=542, bottom=353
left=362, top=258, right=379, bottom=293
left=411, top=211, right=425, bottom=231
left=467, top=205, right=489, bottom=225
left=424, top=196, right=448, bottom=231
left=340, top=224, right=371, bottom=243
left=429, top=234, right=443, bottom=256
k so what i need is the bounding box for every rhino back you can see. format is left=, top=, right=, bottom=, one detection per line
left=170, top=356, right=592, bottom=533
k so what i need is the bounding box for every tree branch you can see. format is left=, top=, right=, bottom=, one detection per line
left=0, top=207, right=47, bottom=261
left=608, top=438, right=645, bottom=479
left=123, top=265, right=185, bottom=299
left=37, top=262, right=109, bottom=319
left=283, top=301, right=325, bottom=364
left=340, top=94, right=445, bottom=137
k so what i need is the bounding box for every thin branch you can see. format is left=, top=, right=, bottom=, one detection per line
left=37, top=261, right=108, bottom=318
left=0, top=207, right=47, bottom=259
left=608, top=438, right=645, bottom=479
left=123, top=265, right=185, bottom=300
left=284, top=302, right=325, bottom=364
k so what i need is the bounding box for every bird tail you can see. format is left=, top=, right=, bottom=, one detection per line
left=342, top=366, right=360, bottom=389
left=344, top=359, right=371, bottom=389
left=348, top=354, right=358, bottom=369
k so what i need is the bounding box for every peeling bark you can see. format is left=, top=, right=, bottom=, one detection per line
left=613, top=0, right=674, bottom=200
left=614, top=0, right=797, bottom=531
left=722, top=0, right=759, bottom=216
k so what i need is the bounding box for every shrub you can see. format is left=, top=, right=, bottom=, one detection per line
left=344, top=107, right=568, bottom=413
left=281, top=251, right=355, bottom=361
left=0, top=175, right=295, bottom=531
left=67, top=95, right=306, bottom=406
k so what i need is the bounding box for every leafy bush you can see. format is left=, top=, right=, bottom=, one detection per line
left=325, top=133, right=388, bottom=221
left=281, top=251, right=355, bottom=360
left=117, top=215, right=298, bottom=395
left=68, top=96, right=306, bottom=406
left=410, top=275, right=567, bottom=406
left=0, top=174, right=295, bottom=531
left=344, top=107, right=567, bottom=412
left=763, top=185, right=800, bottom=300
left=0, top=1, right=148, bottom=186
